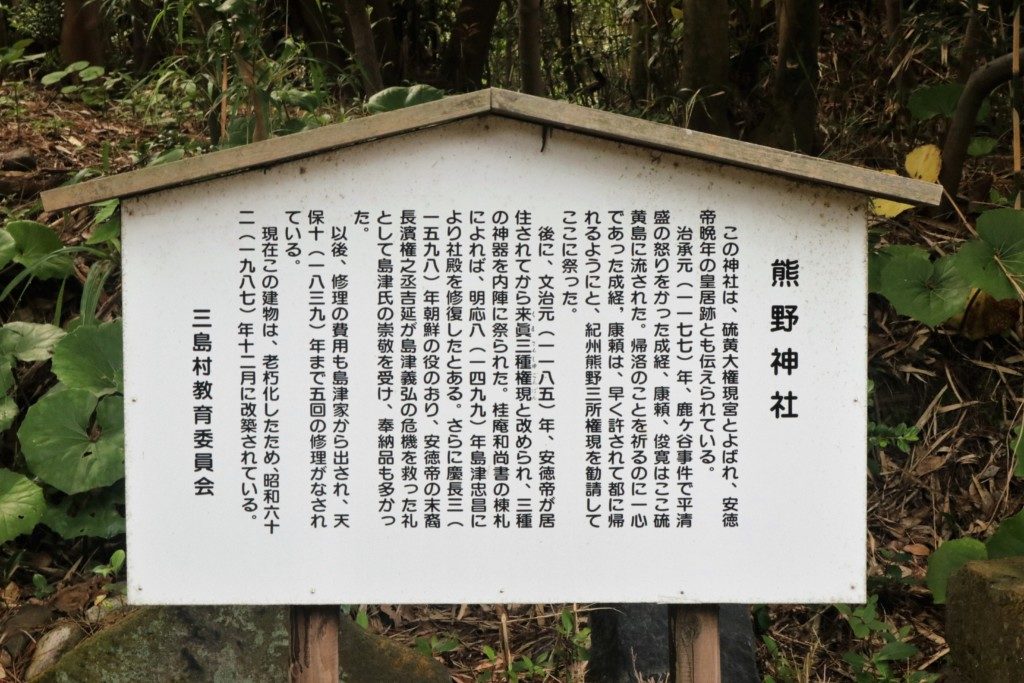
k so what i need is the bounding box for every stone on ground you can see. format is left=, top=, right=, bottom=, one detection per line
left=25, top=622, right=85, bottom=681
left=32, top=606, right=451, bottom=683
left=946, top=557, right=1024, bottom=683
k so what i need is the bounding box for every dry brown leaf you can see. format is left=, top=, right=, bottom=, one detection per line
left=903, top=543, right=931, bottom=557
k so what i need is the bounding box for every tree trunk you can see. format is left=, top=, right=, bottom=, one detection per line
left=941, top=50, right=1024, bottom=201
left=518, top=0, right=545, bottom=95
left=957, top=3, right=985, bottom=83
left=290, top=0, right=348, bottom=76
left=368, top=0, right=401, bottom=86
left=60, top=0, right=106, bottom=66
left=648, top=0, right=678, bottom=100
left=734, top=0, right=769, bottom=102
left=129, top=0, right=161, bottom=73
left=884, top=0, right=900, bottom=36
left=553, top=0, right=578, bottom=94
left=628, top=4, right=650, bottom=103
left=342, top=0, right=385, bottom=95
left=767, top=0, right=820, bottom=153
left=680, top=0, right=731, bottom=135
left=442, top=0, right=503, bottom=91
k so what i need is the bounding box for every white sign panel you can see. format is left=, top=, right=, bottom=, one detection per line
left=123, top=116, right=866, bottom=605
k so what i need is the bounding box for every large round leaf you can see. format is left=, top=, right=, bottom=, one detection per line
left=0, top=322, right=66, bottom=362
left=869, top=245, right=929, bottom=294
left=925, top=538, right=987, bottom=604
left=954, top=209, right=1024, bottom=300
left=365, top=84, right=443, bottom=113
left=52, top=320, right=123, bottom=396
left=987, top=509, right=1024, bottom=559
left=0, top=468, right=44, bottom=543
left=967, top=136, right=998, bottom=157
left=0, top=396, right=17, bottom=432
left=0, top=363, right=13, bottom=394
left=19, top=389, right=124, bottom=494
left=42, top=492, right=125, bottom=539
left=5, top=220, right=73, bottom=280
left=907, top=84, right=988, bottom=122
left=0, top=230, right=16, bottom=269
left=908, top=84, right=963, bottom=121
left=879, top=254, right=969, bottom=326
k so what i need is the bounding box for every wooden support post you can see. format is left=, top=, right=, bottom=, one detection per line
left=289, top=606, right=341, bottom=683
left=669, top=604, right=721, bottom=683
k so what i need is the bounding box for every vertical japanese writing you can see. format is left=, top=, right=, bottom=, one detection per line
left=238, top=210, right=257, bottom=515
left=306, top=210, right=328, bottom=529
left=260, top=222, right=280, bottom=533
left=770, top=258, right=800, bottom=421
left=675, top=218, right=695, bottom=528
left=331, top=221, right=351, bottom=528
left=222, top=202, right=756, bottom=536
left=192, top=308, right=214, bottom=496
left=628, top=209, right=649, bottom=528
left=698, top=209, right=718, bottom=528
left=374, top=209, right=396, bottom=526
left=721, top=223, right=740, bottom=528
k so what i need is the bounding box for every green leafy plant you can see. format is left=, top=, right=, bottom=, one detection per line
left=92, top=549, right=126, bottom=578
left=873, top=208, right=1024, bottom=331
left=3, top=220, right=74, bottom=280
left=32, top=573, right=53, bottom=598
left=874, top=246, right=968, bottom=326
left=926, top=507, right=1024, bottom=604
left=365, top=84, right=444, bottom=114
left=868, top=421, right=920, bottom=454
left=0, top=214, right=124, bottom=545
left=415, top=634, right=460, bottom=658
left=908, top=84, right=968, bottom=121
left=555, top=608, right=591, bottom=664
left=761, top=634, right=803, bottom=683
left=41, top=61, right=122, bottom=107
left=953, top=208, right=1024, bottom=301
left=508, top=652, right=553, bottom=681
left=1011, top=426, right=1024, bottom=478
left=0, top=468, right=44, bottom=543
left=835, top=597, right=934, bottom=683
left=0, top=39, right=44, bottom=83
left=925, top=538, right=987, bottom=604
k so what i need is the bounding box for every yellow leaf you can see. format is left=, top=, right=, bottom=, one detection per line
left=870, top=169, right=914, bottom=217
left=670, top=6, right=684, bottom=21
left=871, top=198, right=914, bottom=218
left=904, top=144, right=942, bottom=183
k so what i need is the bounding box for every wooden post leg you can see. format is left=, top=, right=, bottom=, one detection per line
left=289, top=605, right=341, bottom=683
left=669, top=604, right=721, bottom=683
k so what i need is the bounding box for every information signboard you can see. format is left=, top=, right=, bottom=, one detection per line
left=118, top=113, right=870, bottom=605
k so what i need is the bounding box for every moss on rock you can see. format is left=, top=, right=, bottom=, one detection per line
left=946, top=558, right=1024, bottom=683
left=33, top=607, right=451, bottom=683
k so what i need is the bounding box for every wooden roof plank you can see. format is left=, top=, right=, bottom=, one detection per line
left=41, top=89, right=492, bottom=212
left=41, top=87, right=942, bottom=211
left=489, top=88, right=941, bottom=206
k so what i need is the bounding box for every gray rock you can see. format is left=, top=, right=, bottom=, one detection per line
left=588, top=604, right=758, bottom=683
left=947, top=558, right=1024, bottom=682
left=0, top=148, right=36, bottom=172
left=83, top=596, right=129, bottom=624
left=26, top=622, right=86, bottom=681
left=33, top=606, right=452, bottom=683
